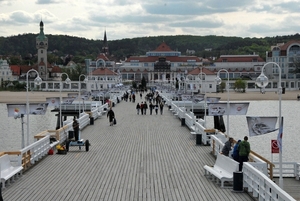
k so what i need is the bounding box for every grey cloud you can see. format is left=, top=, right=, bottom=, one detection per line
left=169, top=18, right=223, bottom=29
left=36, top=0, right=59, bottom=4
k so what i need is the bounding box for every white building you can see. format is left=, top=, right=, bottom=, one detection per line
left=0, top=59, right=16, bottom=86
left=266, top=40, right=300, bottom=90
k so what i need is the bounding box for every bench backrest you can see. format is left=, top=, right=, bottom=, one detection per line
left=215, top=154, right=239, bottom=174
left=0, top=154, right=12, bottom=170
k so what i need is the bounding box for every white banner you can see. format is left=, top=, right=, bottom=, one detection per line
left=246, top=116, right=278, bottom=137
left=62, top=97, right=76, bottom=104
left=46, top=97, right=60, bottom=108
left=193, top=94, right=205, bottom=104
left=7, top=103, right=49, bottom=117
left=7, top=104, right=26, bottom=117
left=207, top=102, right=249, bottom=116
left=206, top=97, right=220, bottom=103
left=181, top=95, right=192, bottom=101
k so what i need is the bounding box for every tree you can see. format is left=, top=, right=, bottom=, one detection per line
left=218, top=82, right=226, bottom=93
left=234, top=79, right=246, bottom=92
left=62, top=64, right=86, bottom=81
left=141, top=76, right=147, bottom=89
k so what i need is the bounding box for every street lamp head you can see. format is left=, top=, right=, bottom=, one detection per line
left=215, top=76, right=222, bottom=85
left=65, top=77, right=71, bottom=84
left=255, top=73, right=269, bottom=88
left=34, top=76, right=42, bottom=85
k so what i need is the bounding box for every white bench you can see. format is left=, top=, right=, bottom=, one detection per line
left=0, top=154, right=23, bottom=188
left=204, top=154, right=239, bottom=188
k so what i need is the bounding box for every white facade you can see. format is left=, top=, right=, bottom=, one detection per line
left=0, top=60, right=16, bottom=86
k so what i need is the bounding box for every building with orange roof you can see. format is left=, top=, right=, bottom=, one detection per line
left=120, top=41, right=203, bottom=83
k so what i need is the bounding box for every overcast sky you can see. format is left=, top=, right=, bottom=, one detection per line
left=0, top=0, right=300, bottom=41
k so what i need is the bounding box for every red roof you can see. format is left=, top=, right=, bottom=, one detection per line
left=215, top=55, right=264, bottom=62
left=91, top=68, right=117, bottom=76
left=126, top=56, right=201, bottom=62
left=154, top=42, right=174, bottom=51
left=278, top=40, right=300, bottom=51
left=10, top=65, right=20, bottom=76
left=96, top=53, right=109, bottom=61
left=188, top=67, right=215, bottom=75
left=50, top=66, right=62, bottom=73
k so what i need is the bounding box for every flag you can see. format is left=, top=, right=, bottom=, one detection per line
left=277, top=117, right=284, bottom=152
left=246, top=116, right=278, bottom=137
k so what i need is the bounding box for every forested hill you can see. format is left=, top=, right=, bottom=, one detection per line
left=1, top=33, right=300, bottom=65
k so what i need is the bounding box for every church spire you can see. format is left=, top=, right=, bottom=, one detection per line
left=102, top=30, right=109, bottom=55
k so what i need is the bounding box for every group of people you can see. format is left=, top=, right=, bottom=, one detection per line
left=221, top=136, right=250, bottom=171
left=135, top=101, right=164, bottom=115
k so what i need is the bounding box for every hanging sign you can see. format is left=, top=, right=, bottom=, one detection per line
left=271, top=139, right=279, bottom=154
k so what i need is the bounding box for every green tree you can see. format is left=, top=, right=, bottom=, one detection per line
left=218, top=82, right=226, bottom=93
left=234, top=79, right=246, bottom=92
left=141, top=76, right=147, bottom=89
left=62, top=64, right=86, bottom=81
left=132, top=81, right=137, bottom=88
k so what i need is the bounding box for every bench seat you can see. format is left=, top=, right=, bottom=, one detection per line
left=204, top=154, right=239, bottom=188
left=0, top=154, right=23, bottom=188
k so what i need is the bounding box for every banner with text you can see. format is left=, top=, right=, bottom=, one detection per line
left=207, top=102, right=249, bottom=116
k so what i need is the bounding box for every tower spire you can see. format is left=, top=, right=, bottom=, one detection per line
left=102, top=29, right=109, bottom=55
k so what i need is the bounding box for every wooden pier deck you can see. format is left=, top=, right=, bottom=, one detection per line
left=3, top=99, right=256, bottom=200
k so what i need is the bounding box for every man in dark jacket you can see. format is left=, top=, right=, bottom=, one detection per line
left=107, top=108, right=115, bottom=126
left=221, top=137, right=233, bottom=156
left=238, top=136, right=251, bottom=171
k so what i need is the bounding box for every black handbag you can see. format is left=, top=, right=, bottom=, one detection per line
left=114, top=118, right=117, bottom=124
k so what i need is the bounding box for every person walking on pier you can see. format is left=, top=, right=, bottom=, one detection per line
left=159, top=102, right=164, bottom=115
left=136, top=103, right=141, bottom=115
left=149, top=102, right=154, bottom=115
left=107, top=108, right=115, bottom=126
left=140, top=102, right=144, bottom=115
left=72, top=117, right=79, bottom=141
left=238, top=136, right=250, bottom=171
left=155, top=103, right=159, bottom=115
left=143, top=102, right=148, bottom=115
left=221, top=137, right=233, bottom=156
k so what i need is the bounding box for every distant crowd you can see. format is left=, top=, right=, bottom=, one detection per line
left=122, top=89, right=165, bottom=115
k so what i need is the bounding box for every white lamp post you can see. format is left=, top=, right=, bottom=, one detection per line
left=78, top=74, right=87, bottom=117
left=26, top=69, right=42, bottom=146
left=59, top=73, right=71, bottom=128
left=255, top=61, right=283, bottom=188
left=215, top=69, right=230, bottom=137
left=198, top=72, right=207, bottom=127
left=186, top=74, right=194, bottom=114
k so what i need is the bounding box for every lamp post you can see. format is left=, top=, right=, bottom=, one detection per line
left=255, top=61, right=283, bottom=188
left=215, top=69, right=230, bottom=137
left=26, top=69, right=42, bottom=146
left=186, top=74, right=194, bottom=114
left=198, top=72, right=207, bottom=127
left=59, top=73, right=71, bottom=128
left=78, top=74, right=87, bottom=118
